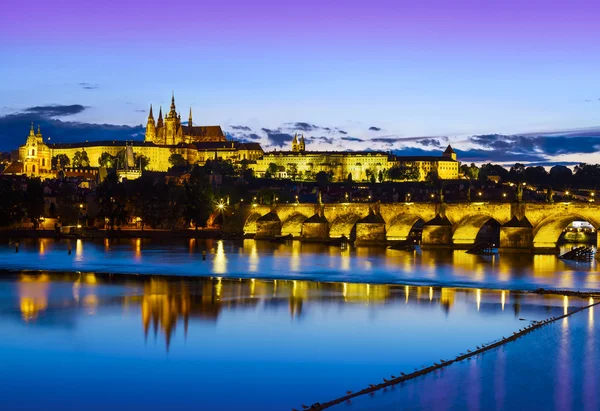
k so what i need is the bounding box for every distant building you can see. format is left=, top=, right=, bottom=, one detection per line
left=252, top=138, right=459, bottom=181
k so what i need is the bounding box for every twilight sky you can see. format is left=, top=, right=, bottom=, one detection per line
left=1, top=0, right=600, bottom=164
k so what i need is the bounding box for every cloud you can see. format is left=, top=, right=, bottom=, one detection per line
left=291, top=122, right=319, bottom=132
left=135, top=109, right=146, bottom=113
left=78, top=82, right=99, bottom=90
left=230, top=125, right=251, bottom=131
left=469, top=133, right=600, bottom=157
left=0, top=105, right=144, bottom=151
left=24, top=104, right=86, bottom=117
left=306, top=136, right=334, bottom=145
left=341, top=136, right=365, bottom=142
left=336, top=129, right=348, bottom=135
left=419, top=138, right=442, bottom=147
left=369, top=126, right=381, bottom=131
left=260, top=128, right=293, bottom=147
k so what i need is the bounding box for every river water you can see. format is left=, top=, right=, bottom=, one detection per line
left=0, top=238, right=597, bottom=292
left=0, top=238, right=597, bottom=410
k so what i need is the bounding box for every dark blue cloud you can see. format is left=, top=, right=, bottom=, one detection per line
left=341, top=136, right=364, bottom=142
left=369, top=126, right=381, bottom=131
left=0, top=106, right=144, bottom=151
left=25, top=104, right=86, bottom=117
left=78, top=83, right=99, bottom=90
left=230, top=125, right=251, bottom=131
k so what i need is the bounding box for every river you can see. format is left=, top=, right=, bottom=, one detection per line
left=0, top=238, right=597, bottom=410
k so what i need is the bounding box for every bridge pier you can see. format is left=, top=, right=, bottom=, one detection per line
left=421, top=215, right=453, bottom=248
left=255, top=211, right=281, bottom=239
left=301, top=213, right=329, bottom=242
left=499, top=217, right=533, bottom=253
left=354, top=211, right=387, bottom=246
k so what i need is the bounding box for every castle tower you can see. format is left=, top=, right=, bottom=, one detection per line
left=292, top=133, right=299, bottom=152
left=188, top=107, right=193, bottom=127
left=165, top=93, right=179, bottom=145
left=299, top=134, right=306, bottom=151
left=157, top=106, right=163, bottom=128
left=145, top=104, right=156, bottom=142
left=442, top=145, right=457, bottom=161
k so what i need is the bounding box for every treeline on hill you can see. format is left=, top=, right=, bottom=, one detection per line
left=51, top=150, right=151, bottom=170
left=461, top=162, right=600, bottom=189
left=0, top=162, right=239, bottom=230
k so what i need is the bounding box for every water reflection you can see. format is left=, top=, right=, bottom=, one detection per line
left=1, top=272, right=595, bottom=411
left=334, top=305, right=600, bottom=411
left=1, top=239, right=599, bottom=293
left=11, top=272, right=592, bottom=350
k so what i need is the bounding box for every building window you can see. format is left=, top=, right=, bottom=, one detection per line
left=32, top=149, right=35, bottom=156
left=42, top=158, right=45, bottom=167
left=32, top=165, right=36, bottom=173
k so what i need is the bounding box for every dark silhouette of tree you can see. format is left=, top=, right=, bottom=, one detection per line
left=183, top=166, right=214, bottom=229
left=72, top=150, right=90, bottom=167
left=24, top=178, right=44, bottom=229
left=168, top=153, right=186, bottom=168
left=0, top=178, right=24, bottom=227
left=96, top=171, right=129, bottom=230
left=51, top=154, right=70, bottom=170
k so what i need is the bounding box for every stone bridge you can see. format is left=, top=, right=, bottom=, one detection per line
left=240, top=201, right=600, bottom=253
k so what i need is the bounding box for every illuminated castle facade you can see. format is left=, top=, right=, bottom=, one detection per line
left=144, top=94, right=226, bottom=145
left=7, top=94, right=263, bottom=177
left=253, top=138, right=459, bottom=181
left=5, top=94, right=458, bottom=182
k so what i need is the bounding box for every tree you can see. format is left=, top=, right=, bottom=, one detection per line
left=51, top=154, right=70, bottom=170
left=243, top=168, right=255, bottom=181
left=287, top=164, right=298, bottom=180
left=460, top=163, right=479, bottom=180
left=136, top=154, right=150, bottom=170
left=168, top=153, right=186, bottom=168
left=98, top=152, right=116, bottom=168
left=573, top=164, right=600, bottom=188
left=378, top=170, right=384, bottom=183
left=479, top=163, right=509, bottom=182
left=96, top=171, right=129, bottom=230
left=523, top=166, right=548, bottom=186
left=509, top=163, right=526, bottom=182
left=347, top=172, right=353, bottom=182
left=267, top=163, right=279, bottom=178
left=388, top=165, right=419, bottom=181
left=24, top=178, right=44, bottom=229
left=549, top=165, right=572, bottom=187
left=183, top=166, right=214, bottom=229
left=72, top=150, right=90, bottom=167
left=56, top=182, right=81, bottom=225
left=0, top=178, right=24, bottom=227
left=315, top=170, right=332, bottom=186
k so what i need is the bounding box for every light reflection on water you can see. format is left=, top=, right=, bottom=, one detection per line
left=335, top=304, right=600, bottom=411
left=0, top=272, right=592, bottom=410
left=0, top=238, right=598, bottom=292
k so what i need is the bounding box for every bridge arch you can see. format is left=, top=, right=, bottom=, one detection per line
left=387, top=214, right=424, bottom=241
left=452, top=215, right=501, bottom=247
left=243, top=212, right=263, bottom=234
left=532, top=213, right=600, bottom=251
left=281, top=212, right=311, bottom=236
left=329, top=213, right=363, bottom=238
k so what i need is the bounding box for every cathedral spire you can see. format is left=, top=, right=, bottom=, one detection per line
left=29, top=122, right=35, bottom=136
left=148, top=104, right=154, bottom=119
left=170, top=92, right=176, bottom=112
left=157, top=106, right=163, bottom=127
left=188, top=107, right=192, bottom=127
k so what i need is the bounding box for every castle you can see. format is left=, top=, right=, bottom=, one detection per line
left=144, top=94, right=226, bottom=145
left=5, top=94, right=459, bottom=182
left=5, top=94, right=263, bottom=177
left=253, top=137, right=458, bottom=181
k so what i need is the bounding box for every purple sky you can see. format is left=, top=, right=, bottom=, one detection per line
left=1, top=0, right=600, bottom=163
